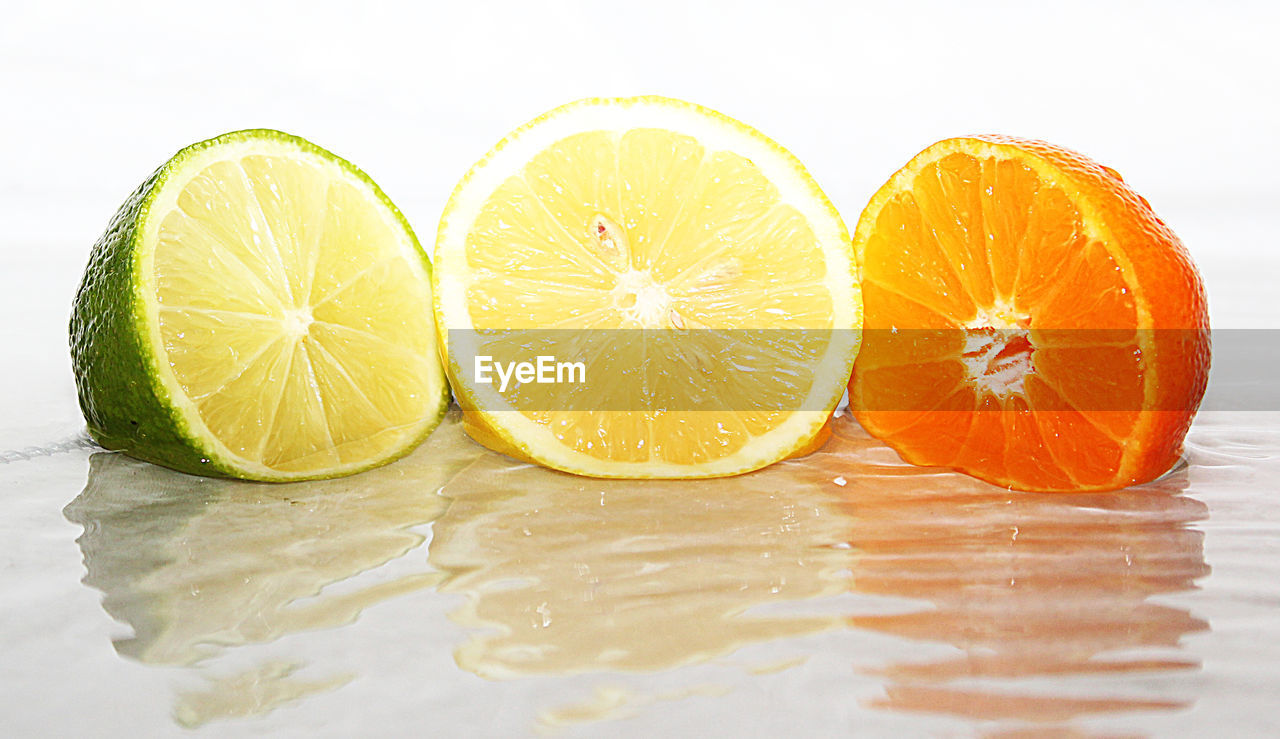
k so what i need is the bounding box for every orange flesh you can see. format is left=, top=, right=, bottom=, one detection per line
left=853, top=151, right=1153, bottom=491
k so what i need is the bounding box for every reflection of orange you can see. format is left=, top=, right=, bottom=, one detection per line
left=827, top=420, right=1210, bottom=729
left=849, top=136, right=1210, bottom=491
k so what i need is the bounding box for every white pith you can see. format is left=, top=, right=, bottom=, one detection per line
left=962, top=300, right=1035, bottom=398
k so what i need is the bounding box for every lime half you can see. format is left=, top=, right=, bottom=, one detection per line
left=71, top=130, right=449, bottom=481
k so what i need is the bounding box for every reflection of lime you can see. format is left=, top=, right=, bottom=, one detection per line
left=70, top=130, right=449, bottom=480
left=63, top=412, right=482, bottom=667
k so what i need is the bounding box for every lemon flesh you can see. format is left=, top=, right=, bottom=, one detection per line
left=72, top=130, right=449, bottom=480
left=435, top=98, right=861, bottom=478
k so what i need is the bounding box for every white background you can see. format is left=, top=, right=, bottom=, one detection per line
left=3, top=0, right=1278, bottom=438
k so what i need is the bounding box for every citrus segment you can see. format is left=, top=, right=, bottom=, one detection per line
left=849, top=136, right=1209, bottom=492
left=71, top=130, right=449, bottom=480
left=435, top=97, right=860, bottom=478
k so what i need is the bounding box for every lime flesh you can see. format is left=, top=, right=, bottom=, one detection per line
left=71, top=130, right=448, bottom=480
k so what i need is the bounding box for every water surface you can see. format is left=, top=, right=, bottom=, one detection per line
left=2, top=411, right=1277, bottom=736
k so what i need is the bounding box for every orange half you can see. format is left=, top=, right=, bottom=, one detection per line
left=849, top=136, right=1209, bottom=492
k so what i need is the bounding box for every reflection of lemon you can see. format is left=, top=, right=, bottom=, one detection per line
left=428, top=447, right=859, bottom=679
left=435, top=97, right=861, bottom=478
left=70, top=130, right=449, bottom=481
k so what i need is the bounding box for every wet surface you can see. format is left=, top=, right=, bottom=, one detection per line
left=3, top=410, right=1277, bottom=736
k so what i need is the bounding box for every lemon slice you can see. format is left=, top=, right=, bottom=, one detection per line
left=434, top=97, right=860, bottom=478
left=71, top=130, right=449, bottom=480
